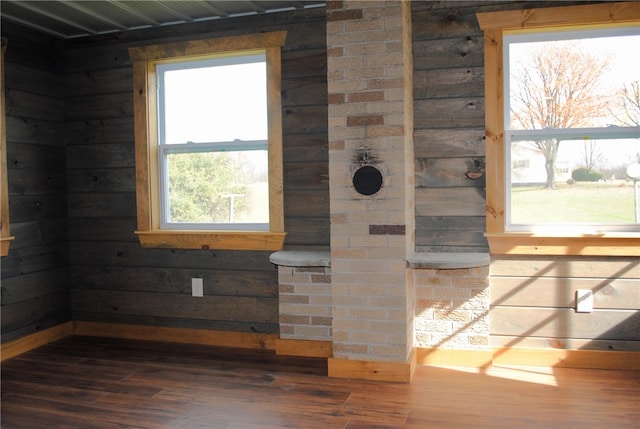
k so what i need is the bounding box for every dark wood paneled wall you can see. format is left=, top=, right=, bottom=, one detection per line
left=412, top=1, right=488, bottom=253
left=410, top=0, right=639, bottom=351
left=1, top=22, right=71, bottom=343
left=410, top=0, right=605, bottom=252
left=2, top=1, right=636, bottom=354
left=62, top=8, right=328, bottom=334
left=491, top=256, right=640, bottom=351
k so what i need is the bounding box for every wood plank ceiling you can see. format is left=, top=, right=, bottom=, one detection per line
left=0, top=0, right=326, bottom=39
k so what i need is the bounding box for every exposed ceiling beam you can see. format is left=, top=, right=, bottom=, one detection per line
left=10, top=0, right=99, bottom=35
left=201, top=1, right=230, bottom=18
left=60, top=1, right=128, bottom=31
left=246, top=1, right=266, bottom=14
left=153, top=2, right=196, bottom=23
left=0, top=12, right=70, bottom=39
left=0, top=0, right=327, bottom=40
left=108, top=0, right=160, bottom=26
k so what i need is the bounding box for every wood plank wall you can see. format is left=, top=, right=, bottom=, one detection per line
left=410, top=0, right=606, bottom=252
left=491, top=256, right=640, bottom=352
left=61, top=9, right=328, bottom=335
left=0, top=22, right=71, bottom=343
left=410, top=1, right=639, bottom=352
left=412, top=1, right=488, bottom=252
left=2, top=1, right=637, bottom=354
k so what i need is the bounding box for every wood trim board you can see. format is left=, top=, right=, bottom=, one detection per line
left=3, top=322, right=638, bottom=373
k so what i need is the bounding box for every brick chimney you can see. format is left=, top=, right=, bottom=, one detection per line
left=326, top=0, right=416, bottom=382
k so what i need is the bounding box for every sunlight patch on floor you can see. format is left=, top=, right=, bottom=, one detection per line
left=432, top=364, right=559, bottom=387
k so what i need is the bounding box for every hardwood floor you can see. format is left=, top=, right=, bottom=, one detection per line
left=1, top=336, right=638, bottom=428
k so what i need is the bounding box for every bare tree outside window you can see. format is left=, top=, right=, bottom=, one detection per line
left=582, top=140, right=604, bottom=174
left=613, top=81, right=640, bottom=127
left=509, top=41, right=611, bottom=188
left=506, top=32, right=640, bottom=227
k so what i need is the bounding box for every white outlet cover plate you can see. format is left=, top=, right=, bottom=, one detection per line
left=192, top=278, right=204, bottom=297
left=576, top=289, right=593, bottom=313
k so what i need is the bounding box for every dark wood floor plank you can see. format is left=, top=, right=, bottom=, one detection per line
left=2, top=336, right=639, bottom=429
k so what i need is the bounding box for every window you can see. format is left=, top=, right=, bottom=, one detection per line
left=129, top=32, right=287, bottom=250
left=477, top=2, right=640, bottom=256
left=1, top=37, right=13, bottom=257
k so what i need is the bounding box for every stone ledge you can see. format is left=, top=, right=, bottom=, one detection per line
left=407, top=252, right=490, bottom=270
left=269, top=250, right=331, bottom=267
left=270, top=251, right=490, bottom=270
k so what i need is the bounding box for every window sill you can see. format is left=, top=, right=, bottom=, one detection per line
left=407, top=252, right=491, bottom=269
left=485, top=233, right=640, bottom=256
left=136, top=230, right=286, bottom=251
left=0, top=236, right=14, bottom=257
left=269, top=250, right=331, bottom=267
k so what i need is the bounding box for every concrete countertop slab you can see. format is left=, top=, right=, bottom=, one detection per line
left=269, top=250, right=331, bottom=267
left=406, top=252, right=490, bottom=269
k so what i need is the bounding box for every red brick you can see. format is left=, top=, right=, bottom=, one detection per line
left=346, top=114, right=384, bottom=126
left=327, top=47, right=344, bottom=57
left=311, top=316, right=332, bottom=326
left=311, top=274, right=331, bottom=284
left=347, top=91, right=385, bottom=103
left=369, top=224, right=405, bottom=235
left=278, top=284, right=294, bottom=294
left=328, top=93, right=345, bottom=104
left=327, top=9, right=363, bottom=22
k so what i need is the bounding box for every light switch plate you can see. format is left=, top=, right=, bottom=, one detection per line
left=192, top=278, right=204, bottom=297
left=575, top=289, right=593, bottom=313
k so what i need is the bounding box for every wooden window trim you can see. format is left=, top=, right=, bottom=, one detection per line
left=129, top=32, right=286, bottom=251
left=477, top=2, right=640, bottom=256
left=1, top=37, right=14, bottom=257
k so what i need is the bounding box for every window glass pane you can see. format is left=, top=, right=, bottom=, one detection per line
left=507, top=31, right=640, bottom=130
left=509, top=137, right=640, bottom=227
left=161, top=55, right=267, bottom=144
left=166, top=150, right=269, bottom=226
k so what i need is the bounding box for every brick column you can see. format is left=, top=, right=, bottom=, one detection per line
left=414, top=266, right=490, bottom=350
left=326, top=0, right=415, bottom=382
left=278, top=265, right=332, bottom=341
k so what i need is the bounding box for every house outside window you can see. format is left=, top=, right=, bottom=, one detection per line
left=129, top=32, right=287, bottom=251
left=477, top=2, right=640, bottom=256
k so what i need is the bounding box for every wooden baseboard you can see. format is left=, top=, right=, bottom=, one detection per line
left=275, top=338, right=333, bottom=358
left=417, top=348, right=494, bottom=368
left=492, top=347, right=640, bottom=370
left=415, top=347, right=640, bottom=371
left=5, top=322, right=636, bottom=373
left=1, top=322, right=73, bottom=362
left=73, top=321, right=278, bottom=351
left=328, top=349, right=417, bottom=383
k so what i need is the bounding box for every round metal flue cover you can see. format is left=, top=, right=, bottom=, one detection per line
left=352, top=165, right=383, bottom=196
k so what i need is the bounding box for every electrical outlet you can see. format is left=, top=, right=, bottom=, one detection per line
left=575, top=289, right=593, bottom=313
left=192, top=278, right=203, bottom=297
